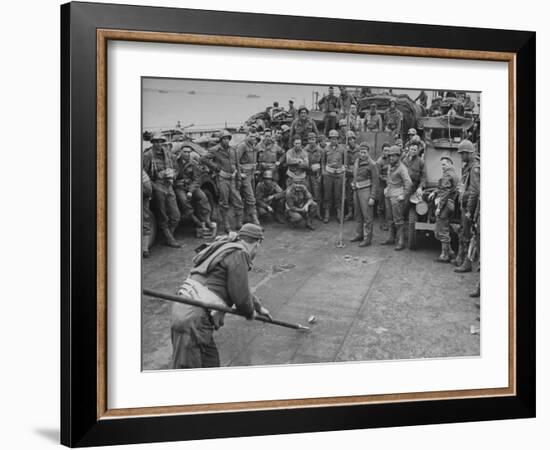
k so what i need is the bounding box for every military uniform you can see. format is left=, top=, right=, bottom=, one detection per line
left=376, top=154, right=390, bottom=229
left=339, top=92, right=356, bottom=117
left=200, top=142, right=244, bottom=231
left=304, top=142, right=324, bottom=209
left=434, top=165, right=459, bottom=260
left=170, top=230, right=266, bottom=368
left=351, top=156, right=380, bottom=246
left=402, top=153, right=426, bottom=248
left=285, top=147, right=309, bottom=187
left=289, top=117, right=319, bottom=144
left=322, top=142, right=345, bottom=221
left=173, top=159, right=212, bottom=227
left=383, top=156, right=413, bottom=249
left=142, top=170, right=152, bottom=257
left=142, top=147, right=181, bottom=245
left=344, top=144, right=361, bottom=220
left=285, top=183, right=317, bottom=229
left=255, top=179, right=285, bottom=218
left=318, top=94, right=341, bottom=135
left=257, top=143, right=284, bottom=183
left=455, top=153, right=480, bottom=270
left=384, top=108, right=403, bottom=134
left=364, top=111, right=383, bottom=132
left=236, top=140, right=260, bottom=223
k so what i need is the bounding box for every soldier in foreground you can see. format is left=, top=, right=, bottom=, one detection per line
left=170, top=224, right=272, bottom=369
left=431, top=156, right=459, bottom=262
left=285, top=183, right=317, bottom=230
left=142, top=134, right=182, bottom=248
left=454, top=139, right=480, bottom=272
left=350, top=142, right=379, bottom=247
left=382, top=145, right=412, bottom=251
left=200, top=130, right=244, bottom=233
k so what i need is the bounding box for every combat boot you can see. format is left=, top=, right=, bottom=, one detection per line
left=381, top=225, right=396, bottom=245
left=344, top=208, right=354, bottom=221
left=452, top=243, right=464, bottom=266
left=250, top=212, right=261, bottom=226
left=454, top=257, right=473, bottom=273
left=350, top=223, right=363, bottom=242
left=163, top=228, right=182, bottom=248
left=202, top=211, right=214, bottom=229
left=220, top=210, right=231, bottom=233
left=190, top=213, right=203, bottom=228
left=323, top=209, right=330, bottom=224
left=234, top=212, right=243, bottom=230
left=305, top=216, right=315, bottom=230
left=394, top=225, right=405, bottom=251
left=142, top=235, right=150, bottom=258
left=435, top=242, right=451, bottom=263
left=359, top=223, right=372, bottom=247
left=316, top=207, right=323, bottom=221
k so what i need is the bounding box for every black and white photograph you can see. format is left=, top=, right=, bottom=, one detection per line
left=141, top=79, right=481, bottom=370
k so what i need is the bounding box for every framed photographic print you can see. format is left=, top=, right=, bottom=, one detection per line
left=61, top=1, right=536, bottom=447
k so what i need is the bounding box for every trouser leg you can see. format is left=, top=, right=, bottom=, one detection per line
left=361, top=188, right=374, bottom=244
left=165, top=187, right=181, bottom=234
left=218, top=178, right=232, bottom=232
left=240, top=174, right=258, bottom=217
left=323, top=175, right=334, bottom=215
left=391, top=197, right=406, bottom=250
left=142, top=196, right=151, bottom=257
left=229, top=180, right=244, bottom=229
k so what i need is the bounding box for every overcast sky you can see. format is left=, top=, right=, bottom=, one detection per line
left=142, top=78, right=476, bottom=132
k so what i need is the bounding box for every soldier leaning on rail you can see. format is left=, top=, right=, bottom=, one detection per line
left=382, top=145, right=413, bottom=251
left=200, top=130, right=244, bottom=233
left=454, top=139, right=480, bottom=273
left=430, top=156, right=460, bottom=262
left=350, top=142, right=380, bottom=247
left=236, top=132, right=261, bottom=226
left=304, top=132, right=324, bottom=220
left=322, top=130, right=346, bottom=223
left=142, top=169, right=153, bottom=258
left=255, top=170, right=286, bottom=223
left=142, top=134, right=182, bottom=248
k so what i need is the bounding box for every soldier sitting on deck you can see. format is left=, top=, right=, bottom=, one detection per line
left=170, top=224, right=272, bottom=369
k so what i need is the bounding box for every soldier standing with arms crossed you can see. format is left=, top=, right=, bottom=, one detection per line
left=382, top=145, right=412, bottom=251
left=200, top=130, right=244, bottom=233
left=142, top=134, right=182, bottom=248
left=350, top=142, right=379, bottom=247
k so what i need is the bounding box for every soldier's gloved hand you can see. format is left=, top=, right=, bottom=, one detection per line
left=368, top=198, right=375, bottom=206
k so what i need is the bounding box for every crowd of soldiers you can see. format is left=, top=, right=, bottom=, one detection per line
left=142, top=87, right=480, bottom=296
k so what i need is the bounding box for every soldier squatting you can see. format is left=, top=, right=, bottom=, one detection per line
left=142, top=86, right=481, bottom=369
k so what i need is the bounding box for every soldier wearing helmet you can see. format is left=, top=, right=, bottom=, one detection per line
left=383, top=100, right=403, bottom=135
left=321, top=129, right=346, bottom=223
left=255, top=170, right=286, bottom=223
left=376, top=142, right=392, bottom=231
left=381, top=145, right=413, bottom=251
left=304, top=132, right=324, bottom=219
left=285, top=182, right=318, bottom=231
left=236, top=132, right=261, bottom=226
left=350, top=142, right=380, bottom=247
left=344, top=130, right=360, bottom=221
left=142, top=133, right=182, bottom=248
left=454, top=139, right=480, bottom=273
left=170, top=223, right=272, bottom=369
left=200, top=130, right=244, bottom=233
left=402, top=141, right=426, bottom=249
left=289, top=105, right=319, bottom=145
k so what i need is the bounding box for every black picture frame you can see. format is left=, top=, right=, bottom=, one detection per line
left=61, top=1, right=535, bottom=447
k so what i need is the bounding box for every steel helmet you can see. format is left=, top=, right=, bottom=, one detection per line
left=408, top=128, right=417, bottom=135
left=281, top=125, right=290, bottom=132
left=328, top=129, right=339, bottom=138
left=338, top=119, right=347, bottom=126
left=457, top=139, right=475, bottom=153
left=347, top=131, right=356, bottom=139
left=298, top=105, right=309, bottom=114
left=238, top=223, right=264, bottom=241
left=388, top=145, right=401, bottom=156
left=219, top=130, right=232, bottom=140
left=411, top=135, right=422, bottom=144
left=307, top=132, right=317, bottom=139
left=263, top=170, right=274, bottom=180
left=150, top=133, right=166, bottom=143
left=359, top=142, right=370, bottom=150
